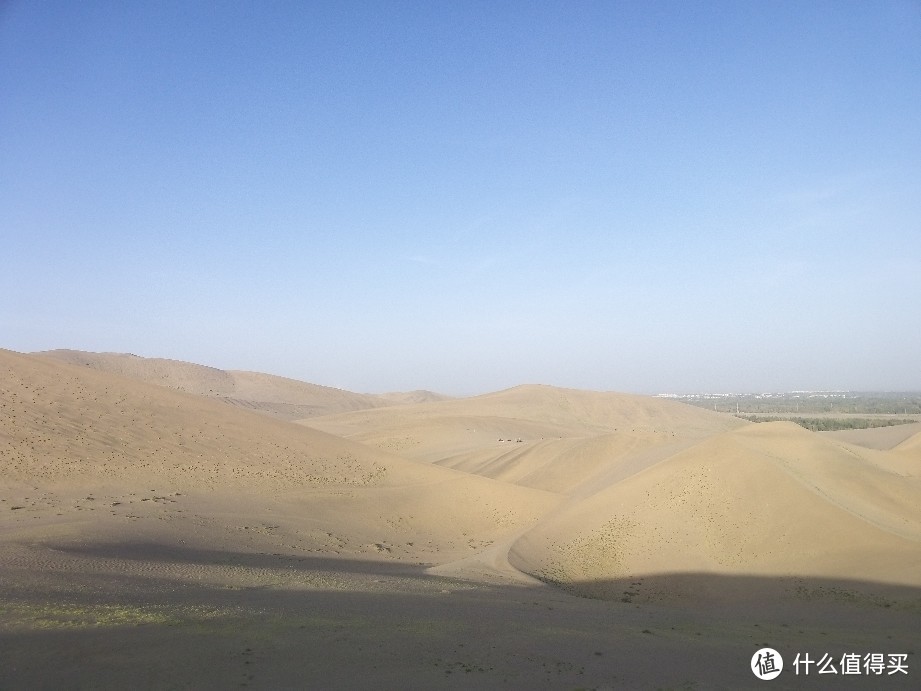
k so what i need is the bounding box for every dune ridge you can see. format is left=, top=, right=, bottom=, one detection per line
left=32, top=349, right=447, bottom=420
left=11, top=347, right=918, bottom=595
left=1, top=349, right=557, bottom=566
left=300, top=381, right=921, bottom=605
left=3, top=347, right=920, bottom=688
left=506, top=422, right=921, bottom=602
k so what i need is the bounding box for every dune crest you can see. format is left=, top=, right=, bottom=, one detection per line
left=3, top=347, right=919, bottom=688
left=1, top=349, right=556, bottom=568
left=32, top=349, right=426, bottom=420
left=508, top=422, right=921, bottom=602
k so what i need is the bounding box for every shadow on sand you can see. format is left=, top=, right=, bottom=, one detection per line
left=2, top=542, right=918, bottom=690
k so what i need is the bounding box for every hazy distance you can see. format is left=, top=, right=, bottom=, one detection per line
left=2, top=2, right=919, bottom=395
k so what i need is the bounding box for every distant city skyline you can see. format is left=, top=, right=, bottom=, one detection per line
left=3, top=2, right=919, bottom=396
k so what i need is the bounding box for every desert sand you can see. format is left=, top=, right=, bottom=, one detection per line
left=33, top=349, right=451, bottom=421
left=2, top=348, right=919, bottom=689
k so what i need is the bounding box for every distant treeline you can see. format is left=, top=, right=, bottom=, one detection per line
left=681, top=392, right=921, bottom=415
left=737, top=416, right=918, bottom=432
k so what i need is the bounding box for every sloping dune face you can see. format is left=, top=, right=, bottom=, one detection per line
left=893, top=427, right=921, bottom=462
left=303, top=384, right=747, bottom=494
left=32, top=349, right=238, bottom=395
left=4, top=348, right=921, bottom=688
left=823, top=421, right=921, bottom=451
left=6, top=350, right=919, bottom=599
left=32, top=349, right=391, bottom=419
left=1, top=349, right=557, bottom=564
left=510, top=421, right=921, bottom=600
left=307, top=385, right=921, bottom=601
left=3, top=350, right=391, bottom=492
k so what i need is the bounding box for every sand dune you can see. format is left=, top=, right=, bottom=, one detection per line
left=509, top=421, right=921, bottom=602
left=375, top=389, right=454, bottom=405
left=303, top=383, right=921, bottom=603
left=308, top=383, right=743, bottom=437
left=1, top=349, right=556, bottom=565
left=302, top=384, right=746, bottom=493
left=3, top=347, right=919, bottom=689
left=33, top=349, right=238, bottom=394
left=33, top=349, right=410, bottom=420
left=893, top=426, right=921, bottom=461
left=5, top=349, right=392, bottom=492
left=822, top=421, right=921, bottom=451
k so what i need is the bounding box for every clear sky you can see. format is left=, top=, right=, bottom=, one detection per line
left=2, top=1, right=919, bottom=395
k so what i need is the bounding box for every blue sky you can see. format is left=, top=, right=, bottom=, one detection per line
left=2, top=1, right=919, bottom=395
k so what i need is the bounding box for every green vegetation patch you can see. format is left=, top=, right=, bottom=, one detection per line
left=0, top=600, right=240, bottom=631
left=738, top=416, right=917, bottom=432
left=680, top=391, right=921, bottom=415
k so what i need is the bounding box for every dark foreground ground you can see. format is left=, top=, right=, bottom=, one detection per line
left=1, top=538, right=918, bottom=690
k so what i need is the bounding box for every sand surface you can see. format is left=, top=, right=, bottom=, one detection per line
left=33, top=349, right=450, bottom=420
left=822, top=422, right=921, bottom=451
left=3, top=349, right=919, bottom=689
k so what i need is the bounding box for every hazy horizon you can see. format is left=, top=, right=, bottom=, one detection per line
left=3, top=2, right=919, bottom=396
left=18, top=347, right=921, bottom=400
